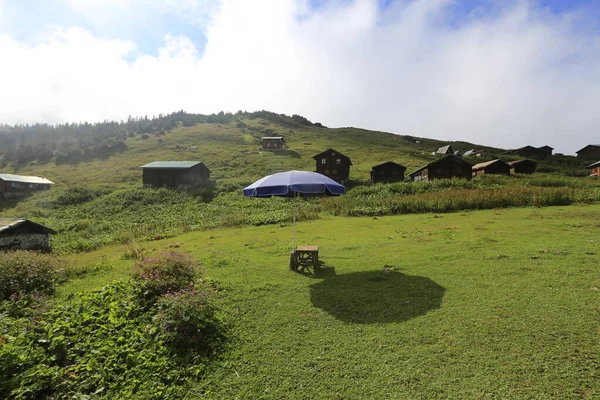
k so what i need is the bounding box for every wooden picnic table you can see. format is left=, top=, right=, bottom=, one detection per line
left=290, top=245, right=319, bottom=273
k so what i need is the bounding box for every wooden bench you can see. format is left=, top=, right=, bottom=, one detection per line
left=290, top=245, right=319, bottom=273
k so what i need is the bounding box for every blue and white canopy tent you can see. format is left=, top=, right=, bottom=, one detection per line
left=243, top=170, right=345, bottom=250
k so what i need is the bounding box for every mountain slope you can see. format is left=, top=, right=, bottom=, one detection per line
left=5, top=117, right=511, bottom=188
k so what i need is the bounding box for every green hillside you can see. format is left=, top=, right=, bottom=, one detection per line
left=1, top=111, right=592, bottom=190
left=0, top=114, right=576, bottom=188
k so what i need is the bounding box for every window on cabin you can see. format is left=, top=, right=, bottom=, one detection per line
left=321, top=158, right=326, bottom=164
left=336, top=158, right=341, bottom=164
left=29, top=183, right=34, bottom=189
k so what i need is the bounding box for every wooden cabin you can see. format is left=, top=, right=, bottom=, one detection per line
left=472, top=159, right=511, bottom=177
left=313, top=148, right=352, bottom=184
left=502, top=146, right=549, bottom=159
left=587, top=161, right=600, bottom=177
left=370, top=162, right=407, bottom=183
left=0, top=173, right=54, bottom=201
left=0, top=218, right=56, bottom=252
left=539, top=145, right=554, bottom=156
left=576, top=145, right=600, bottom=159
left=508, top=159, right=536, bottom=174
left=436, top=145, right=453, bottom=155
left=261, top=137, right=285, bottom=151
left=409, top=155, right=473, bottom=182
left=141, top=161, right=211, bottom=189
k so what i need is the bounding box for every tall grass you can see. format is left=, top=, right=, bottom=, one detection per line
left=5, top=174, right=600, bottom=254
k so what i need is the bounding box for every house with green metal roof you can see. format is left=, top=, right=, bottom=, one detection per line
left=140, top=161, right=211, bottom=188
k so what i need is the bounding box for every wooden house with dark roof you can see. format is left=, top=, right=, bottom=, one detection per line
left=539, top=145, right=554, bottom=156
left=0, top=218, right=56, bottom=252
left=409, top=155, right=473, bottom=182
left=0, top=173, right=54, bottom=200
left=370, top=162, right=407, bottom=183
left=576, top=145, right=600, bottom=159
left=508, top=159, right=536, bottom=174
left=502, top=146, right=549, bottom=159
left=472, top=159, right=511, bottom=177
left=313, top=148, right=352, bottom=184
left=140, top=161, right=211, bottom=188
left=261, top=136, right=285, bottom=150
left=436, top=145, right=453, bottom=155
left=587, top=161, right=600, bottom=177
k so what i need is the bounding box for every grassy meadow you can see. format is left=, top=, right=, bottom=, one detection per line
left=1, top=116, right=599, bottom=398
left=53, top=204, right=600, bottom=399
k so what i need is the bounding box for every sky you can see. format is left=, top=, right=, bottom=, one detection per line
left=0, top=0, right=599, bottom=154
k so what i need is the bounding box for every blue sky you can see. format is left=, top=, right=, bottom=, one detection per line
left=2, top=0, right=598, bottom=56
left=0, top=0, right=599, bottom=153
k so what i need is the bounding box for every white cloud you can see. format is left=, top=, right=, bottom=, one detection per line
left=0, top=0, right=599, bottom=154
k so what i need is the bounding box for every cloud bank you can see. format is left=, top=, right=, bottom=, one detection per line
left=0, top=0, right=599, bottom=153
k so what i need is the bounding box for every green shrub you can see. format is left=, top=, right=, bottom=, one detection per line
left=0, top=251, right=61, bottom=300
left=132, top=251, right=200, bottom=297
left=0, top=281, right=206, bottom=399
left=153, top=283, right=223, bottom=356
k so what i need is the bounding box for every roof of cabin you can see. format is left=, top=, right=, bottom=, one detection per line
left=576, top=144, right=600, bottom=153
left=261, top=136, right=284, bottom=140
left=472, top=159, right=509, bottom=170
left=587, top=160, right=600, bottom=168
left=507, top=159, right=536, bottom=166
left=436, top=145, right=452, bottom=154
left=0, top=218, right=56, bottom=235
left=312, top=148, right=352, bottom=165
left=140, top=161, right=204, bottom=169
left=0, top=174, right=54, bottom=185
left=409, top=154, right=473, bottom=176
left=371, top=161, right=407, bottom=171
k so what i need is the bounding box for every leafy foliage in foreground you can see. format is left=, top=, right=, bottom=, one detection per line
left=0, top=252, right=226, bottom=399
left=0, top=251, right=61, bottom=300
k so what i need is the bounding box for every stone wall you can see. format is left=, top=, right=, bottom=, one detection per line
left=0, top=234, right=50, bottom=251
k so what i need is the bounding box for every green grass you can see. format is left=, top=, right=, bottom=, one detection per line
left=56, top=204, right=600, bottom=398
left=2, top=174, right=598, bottom=255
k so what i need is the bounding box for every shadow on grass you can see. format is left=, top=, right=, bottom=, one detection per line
left=295, top=261, right=337, bottom=279
left=272, top=149, right=301, bottom=158
left=309, top=270, right=445, bottom=324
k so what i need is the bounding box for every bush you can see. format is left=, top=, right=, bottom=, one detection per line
left=0, top=281, right=200, bottom=399
left=132, top=251, right=200, bottom=297
left=0, top=251, right=60, bottom=300
left=154, top=283, right=223, bottom=355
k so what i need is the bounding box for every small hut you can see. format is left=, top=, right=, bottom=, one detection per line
left=0, top=173, right=54, bottom=200
left=371, top=162, right=407, bottom=183
left=140, top=161, right=211, bottom=188
left=576, top=145, right=600, bottom=159
left=0, top=218, right=56, bottom=252
left=409, top=155, right=473, bottom=182
left=502, top=146, right=548, bottom=159
left=508, top=159, right=536, bottom=174
left=587, top=161, right=600, bottom=177
left=472, top=159, right=511, bottom=176
left=261, top=137, right=285, bottom=150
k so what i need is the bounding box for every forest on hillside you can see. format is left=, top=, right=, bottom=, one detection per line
left=0, top=110, right=324, bottom=168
